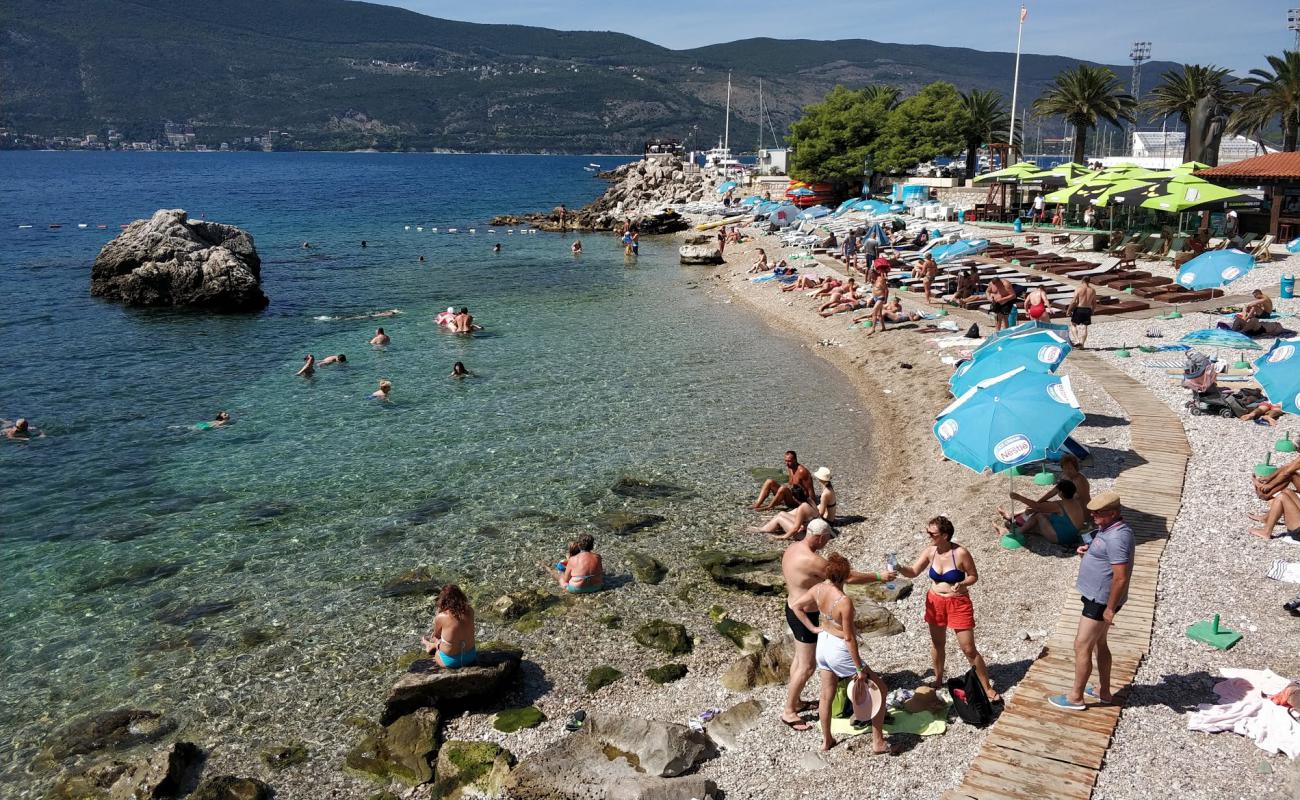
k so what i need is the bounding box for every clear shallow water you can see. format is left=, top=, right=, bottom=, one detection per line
left=0, top=153, right=870, bottom=792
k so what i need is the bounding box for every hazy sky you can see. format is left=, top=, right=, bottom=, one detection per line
left=370, top=0, right=1293, bottom=73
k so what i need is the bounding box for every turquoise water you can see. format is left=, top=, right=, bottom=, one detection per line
left=0, top=153, right=870, bottom=792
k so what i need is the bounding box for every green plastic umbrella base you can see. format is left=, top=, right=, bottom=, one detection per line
left=1277, top=436, right=1297, bottom=453
left=1000, top=532, right=1026, bottom=550
left=1033, top=469, right=1057, bottom=486
left=1255, top=464, right=1279, bottom=478
left=1186, top=615, right=1242, bottom=650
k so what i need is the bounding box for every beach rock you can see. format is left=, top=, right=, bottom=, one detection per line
left=586, top=713, right=715, bottom=777
left=645, top=664, right=688, bottom=685
left=679, top=243, right=723, bottom=266
left=344, top=708, right=440, bottom=786
left=714, top=619, right=766, bottom=654
left=698, top=550, right=784, bottom=595
left=586, top=665, right=624, bottom=692
left=50, top=741, right=203, bottom=800
left=591, top=511, right=666, bottom=536
left=853, top=599, right=905, bottom=639
left=79, top=560, right=183, bottom=593
left=490, top=589, right=554, bottom=620
left=260, top=742, right=307, bottom=770
left=610, top=476, right=691, bottom=500
left=153, top=600, right=238, bottom=626
left=49, top=760, right=131, bottom=800
left=189, top=775, right=272, bottom=800
left=91, top=209, right=267, bottom=311
left=505, top=732, right=718, bottom=800
left=705, top=700, right=761, bottom=751
left=720, top=637, right=793, bottom=691
left=633, top=620, right=692, bottom=655
left=431, top=741, right=515, bottom=800
left=383, top=648, right=522, bottom=723
left=378, top=566, right=442, bottom=599
left=402, top=495, right=456, bottom=524
left=493, top=706, right=545, bottom=733
left=849, top=577, right=914, bottom=603
left=626, top=551, right=666, bottom=585
left=44, top=708, right=178, bottom=760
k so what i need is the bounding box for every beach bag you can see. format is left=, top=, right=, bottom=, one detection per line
left=947, top=668, right=994, bottom=727
left=831, top=678, right=854, bottom=719
left=964, top=323, right=980, bottom=339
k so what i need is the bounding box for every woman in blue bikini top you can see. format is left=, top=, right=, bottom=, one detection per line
left=421, top=584, right=477, bottom=668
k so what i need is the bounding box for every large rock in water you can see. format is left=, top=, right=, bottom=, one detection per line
left=91, top=209, right=267, bottom=311
left=383, top=647, right=522, bottom=723
left=344, top=709, right=440, bottom=786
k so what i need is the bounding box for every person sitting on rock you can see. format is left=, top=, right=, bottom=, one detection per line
left=750, top=484, right=821, bottom=539
left=421, top=584, right=477, bottom=668
left=541, top=533, right=603, bottom=593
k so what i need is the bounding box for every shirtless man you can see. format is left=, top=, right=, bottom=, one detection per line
left=865, top=270, right=889, bottom=333
left=1241, top=289, right=1274, bottom=320
left=986, top=277, right=1017, bottom=331
left=1066, top=277, right=1097, bottom=348
left=370, top=327, right=390, bottom=346
left=753, top=450, right=815, bottom=510
left=918, top=253, right=939, bottom=305
left=780, top=519, right=895, bottom=730
left=3, top=418, right=42, bottom=440
left=318, top=354, right=347, bottom=366
left=454, top=308, right=474, bottom=333
left=296, top=354, right=316, bottom=377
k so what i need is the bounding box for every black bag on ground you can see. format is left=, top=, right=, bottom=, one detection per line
left=964, top=323, right=980, bottom=339
left=947, top=668, right=994, bottom=727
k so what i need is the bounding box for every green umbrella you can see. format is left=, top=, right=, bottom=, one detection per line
left=973, top=161, right=1041, bottom=184
left=1043, top=171, right=1130, bottom=205
left=1140, top=175, right=1261, bottom=213
left=1023, top=161, right=1094, bottom=185
left=1093, top=179, right=1157, bottom=208
left=1176, top=161, right=1212, bottom=172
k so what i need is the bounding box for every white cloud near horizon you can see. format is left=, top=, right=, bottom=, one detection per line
left=367, top=0, right=1293, bottom=73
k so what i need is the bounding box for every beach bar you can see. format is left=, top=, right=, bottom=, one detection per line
left=1197, top=152, right=1300, bottom=240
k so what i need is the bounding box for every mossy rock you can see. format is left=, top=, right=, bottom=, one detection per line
left=633, top=620, right=692, bottom=655
left=479, top=640, right=524, bottom=658
left=585, top=665, right=624, bottom=692
left=748, top=467, right=787, bottom=484
left=697, top=550, right=785, bottom=595
left=708, top=605, right=728, bottom=623
left=493, top=706, right=545, bottom=733
left=715, top=618, right=766, bottom=654
left=261, top=742, right=308, bottom=770
left=645, top=664, right=688, bottom=685
left=393, top=648, right=428, bottom=671
left=610, top=476, right=693, bottom=500
left=432, top=741, right=515, bottom=800
left=591, top=511, right=667, bottom=536
left=626, top=551, right=667, bottom=584
left=599, top=614, right=623, bottom=629
left=344, top=708, right=440, bottom=786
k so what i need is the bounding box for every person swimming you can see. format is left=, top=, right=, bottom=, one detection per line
left=493, top=243, right=502, bottom=253
left=370, top=327, right=390, bottom=346
left=371, top=380, right=392, bottom=400
left=194, top=411, right=231, bottom=430
left=318, top=354, right=347, bottom=366
left=450, top=362, right=471, bottom=379
left=3, top=418, right=43, bottom=440
left=296, top=354, right=315, bottom=377
left=572, top=240, right=582, bottom=254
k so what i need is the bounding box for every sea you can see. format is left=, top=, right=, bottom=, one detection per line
left=0, top=152, right=871, bottom=792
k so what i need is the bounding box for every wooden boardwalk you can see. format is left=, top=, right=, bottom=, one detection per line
left=944, top=353, right=1190, bottom=800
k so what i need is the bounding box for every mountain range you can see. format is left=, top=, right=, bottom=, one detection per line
left=0, top=0, right=1182, bottom=152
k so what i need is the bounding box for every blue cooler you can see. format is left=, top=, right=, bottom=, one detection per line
left=1283, top=275, right=1296, bottom=299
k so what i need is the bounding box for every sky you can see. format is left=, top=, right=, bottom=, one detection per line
left=371, top=0, right=1294, bottom=73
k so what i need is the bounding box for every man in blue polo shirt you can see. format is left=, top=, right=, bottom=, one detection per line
left=1050, top=491, right=1134, bottom=711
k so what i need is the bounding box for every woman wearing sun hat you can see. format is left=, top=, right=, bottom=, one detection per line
left=814, top=467, right=837, bottom=524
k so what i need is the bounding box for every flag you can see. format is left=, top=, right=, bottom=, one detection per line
left=1020, top=5, right=1027, bottom=22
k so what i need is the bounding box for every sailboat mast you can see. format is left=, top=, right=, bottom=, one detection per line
left=757, top=79, right=764, bottom=154
left=724, top=72, right=731, bottom=154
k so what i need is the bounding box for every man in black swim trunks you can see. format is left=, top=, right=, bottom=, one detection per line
left=780, top=520, right=896, bottom=730
left=985, top=276, right=1017, bottom=331
left=1066, top=277, right=1096, bottom=348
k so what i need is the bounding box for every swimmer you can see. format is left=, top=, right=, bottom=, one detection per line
left=450, top=362, right=471, bottom=379
left=302, top=242, right=311, bottom=249
left=296, top=354, right=316, bottom=377
left=195, top=411, right=231, bottom=430
left=360, top=240, right=368, bottom=248
left=318, top=354, right=347, bottom=366
left=572, top=240, right=583, bottom=254
left=3, top=418, right=43, bottom=440
left=435, top=306, right=456, bottom=327
left=493, top=243, right=502, bottom=253
left=371, top=380, right=392, bottom=400
left=418, top=255, right=425, bottom=262
left=370, top=327, right=390, bottom=346
left=371, top=309, right=400, bottom=319
left=454, top=308, right=473, bottom=334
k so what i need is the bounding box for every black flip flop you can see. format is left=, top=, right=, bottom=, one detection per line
left=780, top=717, right=812, bottom=731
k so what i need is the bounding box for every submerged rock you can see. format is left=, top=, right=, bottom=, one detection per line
left=610, top=477, right=692, bottom=500
left=402, top=496, right=456, bottom=524
left=384, top=647, right=522, bottom=723
left=91, top=209, right=267, bottom=311
left=490, top=589, right=555, bottom=621
left=493, top=706, right=545, bottom=733
left=153, top=600, right=238, bottom=626
left=591, top=511, right=666, bottom=536
left=626, top=551, right=666, bottom=585
left=79, top=560, right=183, bottom=593
left=377, top=567, right=443, bottom=599
left=432, top=741, right=515, bottom=800
left=44, top=709, right=178, bottom=760
left=698, top=550, right=784, bottom=595
left=634, top=620, right=692, bottom=655
left=645, top=664, right=688, bottom=685
left=345, top=709, right=440, bottom=786
left=50, top=741, right=203, bottom=800
left=189, top=775, right=272, bottom=800
left=260, top=742, right=307, bottom=770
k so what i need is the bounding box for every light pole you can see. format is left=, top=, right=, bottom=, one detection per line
left=1129, top=42, right=1151, bottom=156
left=1161, top=113, right=1171, bottom=169
left=1290, top=8, right=1300, bottom=51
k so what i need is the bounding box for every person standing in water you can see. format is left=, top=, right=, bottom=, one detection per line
left=296, top=354, right=316, bottom=377
left=450, top=362, right=471, bottom=378
left=3, top=418, right=43, bottom=440
left=371, top=380, right=392, bottom=400
left=493, top=243, right=501, bottom=253
left=572, top=240, right=582, bottom=254
left=454, top=308, right=474, bottom=333
left=370, top=328, right=389, bottom=346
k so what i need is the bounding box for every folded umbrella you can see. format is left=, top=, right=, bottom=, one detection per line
left=1180, top=328, right=1265, bottom=350
left=1253, top=337, right=1300, bottom=414
left=1176, top=249, right=1254, bottom=290
left=935, top=239, right=989, bottom=264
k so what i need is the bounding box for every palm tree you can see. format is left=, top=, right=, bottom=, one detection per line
left=1032, top=65, right=1137, bottom=164
left=1143, top=64, right=1236, bottom=160
left=861, top=85, right=901, bottom=112
left=958, top=89, right=1010, bottom=178
left=1231, top=51, right=1300, bottom=151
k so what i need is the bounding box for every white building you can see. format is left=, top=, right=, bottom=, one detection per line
left=757, top=147, right=787, bottom=176
left=1097, top=131, right=1274, bottom=169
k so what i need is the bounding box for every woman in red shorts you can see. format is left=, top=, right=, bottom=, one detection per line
left=895, top=516, right=1001, bottom=701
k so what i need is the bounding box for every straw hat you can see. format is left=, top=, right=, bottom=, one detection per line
left=1086, top=491, right=1122, bottom=511
left=814, top=467, right=833, bottom=483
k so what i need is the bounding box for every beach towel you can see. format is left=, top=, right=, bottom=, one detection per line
left=1142, top=358, right=1186, bottom=370
left=828, top=708, right=949, bottom=738
left=1268, top=561, right=1300, bottom=584
left=1187, top=669, right=1300, bottom=759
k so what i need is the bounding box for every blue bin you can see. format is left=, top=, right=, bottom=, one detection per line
left=1013, top=218, right=1023, bottom=233
left=1283, top=275, right=1296, bottom=300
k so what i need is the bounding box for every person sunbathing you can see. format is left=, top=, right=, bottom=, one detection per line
left=748, top=248, right=770, bottom=274
left=749, top=485, right=821, bottom=539
left=1249, top=486, right=1300, bottom=539
left=1241, top=403, right=1285, bottom=426
left=812, top=278, right=844, bottom=298
left=782, top=273, right=824, bottom=292
left=819, top=294, right=868, bottom=318
left=995, top=479, right=1089, bottom=548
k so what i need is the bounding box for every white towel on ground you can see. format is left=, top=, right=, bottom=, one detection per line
left=1187, top=669, right=1300, bottom=759
left=1267, top=560, right=1300, bottom=584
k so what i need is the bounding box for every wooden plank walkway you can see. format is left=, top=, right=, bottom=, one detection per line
left=943, top=353, right=1189, bottom=800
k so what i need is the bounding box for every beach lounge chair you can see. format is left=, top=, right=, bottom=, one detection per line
left=1249, top=235, right=1275, bottom=261
left=1061, top=258, right=1120, bottom=279
left=1116, top=243, right=1139, bottom=269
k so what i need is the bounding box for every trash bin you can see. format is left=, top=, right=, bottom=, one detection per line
left=1013, top=218, right=1023, bottom=233
left=1283, top=274, right=1296, bottom=299
left=957, top=209, right=966, bottom=224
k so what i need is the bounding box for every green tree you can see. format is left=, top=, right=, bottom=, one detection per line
left=1142, top=64, right=1236, bottom=160
left=872, top=82, right=966, bottom=174
left=1231, top=51, right=1300, bottom=151
left=786, top=85, right=896, bottom=185
left=957, top=89, right=1010, bottom=179
left=1032, top=65, right=1136, bottom=164
left=861, top=85, right=901, bottom=111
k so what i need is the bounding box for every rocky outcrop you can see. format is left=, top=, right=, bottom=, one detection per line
left=490, top=156, right=710, bottom=233
left=345, top=709, right=440, bottom=786
left=91, top=209, right=267, bottom=311
left=633, top=621, right=692, bottom=655
left=591, top=511, right=665, bottom=536
left=679, top=235, right=723, bottom=266
left=704, top=700, right=761, bottom=751
left=383, top=647, right=521, bottom=723
left=44, top=708, right=178, bottom=760
left=698, top=550, right=784, bottom=595
left=721, top=637, right=794, bottom=691
left=49, top=741, right=203, bottom=800
left=189, top=775, right=272, bottom=800
left=432, top=741, right=515, bottom=800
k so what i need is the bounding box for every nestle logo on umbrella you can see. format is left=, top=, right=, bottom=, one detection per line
left=1270, top=345, right=1296, bottom=363
left=1179, top=272, right=1196, bottom=285
left=994, top=434, right=1032, bottom=464
left=1221, top=267, right=1241, bottom=281
left=1037, top=345, right=1062, bottom=364
left=937, top=419, right=959, bottom=440
left=1046, top=383, right=1072, bottom=404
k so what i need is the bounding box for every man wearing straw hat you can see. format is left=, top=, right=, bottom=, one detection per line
left=1050, top=491, right=1134, bottom=711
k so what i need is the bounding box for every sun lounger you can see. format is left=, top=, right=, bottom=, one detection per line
left=1062, top=258, right=1120, bottom=279
left=1092, top=300, right=1151, bottom=315
left=1151, top=288, right=1224, bottom=303
left=1249, top=235, right=1275, bottom=261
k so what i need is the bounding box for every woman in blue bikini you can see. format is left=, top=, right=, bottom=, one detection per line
left=541, top=533, right=603, bottom=593
left=421, top=584, right=477, bottom=668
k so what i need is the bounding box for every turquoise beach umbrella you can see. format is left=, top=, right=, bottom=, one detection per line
left=716, top=181, right=738, bottom=194
left=975, top=321, right=1069, bottom=354
left=950, top=330, right=1072, bottom=397
left=1253, top=337, right=1300, bottom=414
left=1180, top=328, right=1264, bottom=350
left=935, top=238, right=989, bottom=264
left=1176, top=249, right=1255, bottom=290
left=934, top=367, right=1085, bottom=475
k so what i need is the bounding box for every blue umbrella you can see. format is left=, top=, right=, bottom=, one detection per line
left=1175, top=249, right=1255, bottom=290
left=796, top=205, right=831, bottom=220
left=1288, top=237, right=1300, bottom=254
left=976, top=321, right=1070, bottom=353
left=1253, top=337, right=1300, bottom=414
left=934, top=367, right=1085, bottom=474
left=936, top=238, right=989, bottom=264
left=789, top=187, right=816, bottom=197
left=740, top=195, right=762, bottom=206
left=1180, top=328, right=1265, bottom=350
left=951, top=330, right=1071, bottom=397
left=716, top=181, right=738, bottom=194
left=864, top=222, right=889, bottom=244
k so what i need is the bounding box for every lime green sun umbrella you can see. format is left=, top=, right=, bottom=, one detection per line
left=1177, top=161, right=1212, bottom=172
left=1043, top=171, right=1130, bottom=205
left=1140, top=175, right=1260, bottom=213
left=974, top=161, right=1042, bottom=184
left=1093, top=179, right=1157, bottom=208
left=1023, top=161, right=1094, bottom=185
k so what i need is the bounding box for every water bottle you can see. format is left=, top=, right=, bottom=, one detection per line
left=884, top=553, right=898, bottom=590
